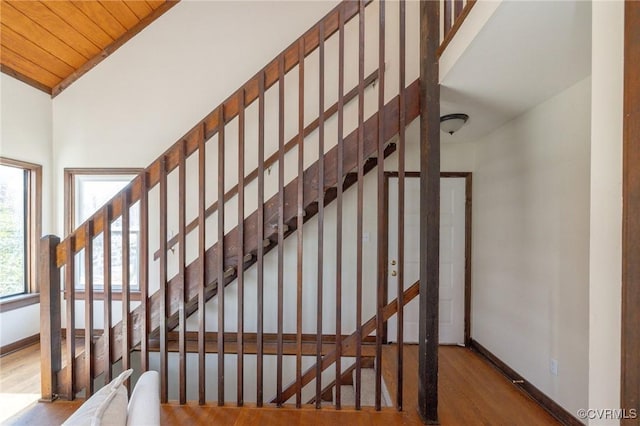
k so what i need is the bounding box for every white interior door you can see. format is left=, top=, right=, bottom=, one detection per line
left=387, top=177, right=466, bottom=345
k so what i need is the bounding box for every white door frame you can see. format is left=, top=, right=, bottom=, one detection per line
left=383, top=171, right=472, bottom=346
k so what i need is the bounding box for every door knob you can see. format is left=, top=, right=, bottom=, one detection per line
left=390, top=260, right=396, bottom=266
left=391, top=270, right=397, bottom=276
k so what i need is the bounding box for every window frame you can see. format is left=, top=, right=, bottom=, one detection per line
left=0, top=157, right=42, bottom=312
left=64, top=168, right=143, bottom=300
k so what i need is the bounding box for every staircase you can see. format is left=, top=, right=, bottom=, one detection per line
left=39, top=0, right=433, bottom=412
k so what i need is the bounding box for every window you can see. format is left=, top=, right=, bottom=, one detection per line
left=0, top=158, right=41, bottom=307
left=65, top=169, right=141, bottom=291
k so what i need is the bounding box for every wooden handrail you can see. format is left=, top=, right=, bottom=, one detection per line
left=152, top=69, right=379, bottom=261
left=438, top=0, right=477, bottom=56
left=54, top=0, right=372, bottom=267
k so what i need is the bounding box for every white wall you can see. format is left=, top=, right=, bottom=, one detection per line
left=52, top=0, right=341, bottom=234
left=0, top=73, right=53, bottom=347
left=588, top=1, right=624, bottom=423
left=469, top=77, right=591, bottom=415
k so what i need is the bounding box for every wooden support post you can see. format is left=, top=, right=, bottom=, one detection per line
left=622, top=1, right=640, bottom=422
left=40, top=235, right=61, bottom=402
left=418, top=0, right=440, bottom=423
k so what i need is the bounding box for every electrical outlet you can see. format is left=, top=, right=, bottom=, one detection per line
left=550, top=358, right=559, bottom=376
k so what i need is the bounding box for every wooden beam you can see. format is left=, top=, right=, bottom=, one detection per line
left=0, top=63, right=52, bottom=94
left=418, top=0, right=440, bottom=423
left=622, top=1, right=640, bottom=422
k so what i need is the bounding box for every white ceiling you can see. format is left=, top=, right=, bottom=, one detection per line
left=440, top=0, right=592, bottom=143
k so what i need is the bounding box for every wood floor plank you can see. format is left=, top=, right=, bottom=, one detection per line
left=2, top=343, right=561, bottom=425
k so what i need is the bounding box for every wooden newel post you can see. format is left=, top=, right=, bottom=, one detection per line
left=40, top=235, right=61, bottom=402
left=418, top=0, right=440, bottom=424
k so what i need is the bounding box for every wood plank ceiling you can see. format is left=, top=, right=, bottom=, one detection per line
left=0, top=1, right=178, bottom=97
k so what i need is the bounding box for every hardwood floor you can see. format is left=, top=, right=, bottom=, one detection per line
left=382, top=345, right=560, bottom=425
left=0, top=342, right=43, bottom=424
left=2, top=343, right=560, bottom=425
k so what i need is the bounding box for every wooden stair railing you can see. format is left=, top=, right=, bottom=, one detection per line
left=152, top=70, right=380, bottom=262
left=438, top=0, right=477, bottom=56
left=51, top=0, right=368, bottom=268
left=55, top=79, right=420, bottom=395
left=40, top=0, right=420, bottom=412
left=274, top=280, right=420, bottom=405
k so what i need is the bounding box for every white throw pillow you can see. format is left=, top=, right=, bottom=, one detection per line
left=62, top=369, right=133, bottom=426
left=126, top=371, right=160, bottom=426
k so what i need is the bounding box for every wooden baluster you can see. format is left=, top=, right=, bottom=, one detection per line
left=397, top=0, right=406, bottom=411
left=276, top=54, right=285, bottom=407
left=335, top=6, right=345, bottom=410
left=355, top=0, right=365, bottom=410
left=40, top=235, right=61, bottom=402
left=103, top=206, right=112, bottom=384
left=375, top=0, right=386, bottom=411
left=237, top=89, right=245, bottom=407
left=140, top=173, right=149, bottom=372
left=217, top=106, right=226, bottom=406
left=454, top=0, right=463, bottom=20
left=444, top=0, right=452, bottom=38
left=65, top=236, right=76, bottom=400
left=122, top=189, right=131, bottom=393
left=159, top=157, right=168, bottom=403
left=178, top=140, right=187, bottom=404
left=315, top=23, right=325, bottom=410
left=295, top=37, right=305, bottom=409
left=256, top=72, right=265, bottom=407
left=198, top=126, right=207, bottom=406
left=152, top=72, right=380, bottom=264
left=84, top=220, right=94, bottom=397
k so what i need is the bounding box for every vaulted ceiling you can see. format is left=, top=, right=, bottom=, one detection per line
left=0, top=1, right=178, bottom=97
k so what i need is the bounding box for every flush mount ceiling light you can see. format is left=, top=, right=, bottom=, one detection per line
left=440, top=113, right=469, bottom=135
